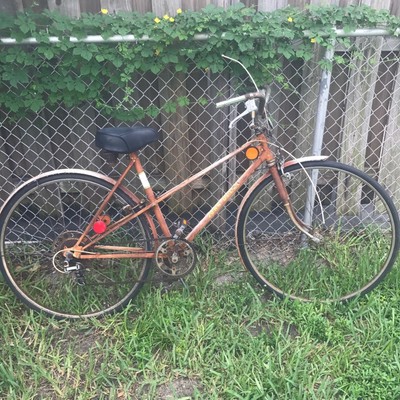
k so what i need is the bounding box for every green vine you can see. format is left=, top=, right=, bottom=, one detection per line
left=0, top=3, right=399, bottom=120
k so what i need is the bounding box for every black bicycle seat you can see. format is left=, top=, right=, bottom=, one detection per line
left=96, top=126, right=159, bottom=154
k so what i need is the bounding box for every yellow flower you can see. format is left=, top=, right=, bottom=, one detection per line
left=154, top=17, right=161, bottom=23
left=163, top=14, right=169, bottom=20
left=177, top=8, right=183, bottom=14
left=287, top=17, right=293, bottom=22
left=169, top=17, right=175, bottom=22
left=310, top=37, right=317, bottom=43
left=101, top=8, right=109, bottom=14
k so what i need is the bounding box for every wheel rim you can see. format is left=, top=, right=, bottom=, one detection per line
left=240, top=163, right=398, bottom=302
left=0, top=175, right=150, bottom=318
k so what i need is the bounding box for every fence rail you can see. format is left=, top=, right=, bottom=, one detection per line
left=1, top=33, right=400, bottom=237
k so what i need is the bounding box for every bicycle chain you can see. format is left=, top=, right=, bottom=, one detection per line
left=59, top=237, right=199, bottom=285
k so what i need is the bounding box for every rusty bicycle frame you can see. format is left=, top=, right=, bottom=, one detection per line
left=68, top=128, right=311, bottom=261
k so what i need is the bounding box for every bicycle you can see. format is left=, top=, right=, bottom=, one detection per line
left=1, top=61, right=399, bottom=319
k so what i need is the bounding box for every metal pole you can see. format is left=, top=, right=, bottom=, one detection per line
left=303, top=44, right=334, bottom=228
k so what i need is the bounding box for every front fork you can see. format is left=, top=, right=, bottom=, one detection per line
left=268, top=163, right=320, bottom=243
left=259, top=137, right=322, bottom=243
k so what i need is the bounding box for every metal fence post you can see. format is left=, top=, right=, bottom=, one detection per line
left=311, top=44, right=335, bottom=158
left=303, top=44, right=334, bottom=228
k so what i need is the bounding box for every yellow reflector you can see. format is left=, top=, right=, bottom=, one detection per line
left=245, top=147, right=259, bottom=160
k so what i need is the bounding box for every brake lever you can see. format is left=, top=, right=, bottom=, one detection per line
left=229, top=99, right=258, bottom=129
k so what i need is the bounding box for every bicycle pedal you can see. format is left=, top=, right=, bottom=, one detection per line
left=173, top=219, right=189, bottom=238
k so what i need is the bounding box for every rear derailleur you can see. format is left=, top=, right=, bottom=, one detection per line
left=63, top=252, right=86, bottom=286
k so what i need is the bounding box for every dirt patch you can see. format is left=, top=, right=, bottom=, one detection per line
left=155, top=377, right=203, bottom=399
left=282, top=321, right=299, bottom=338
left=247, top=320, right=274, bottom=337
left=248, top=233, right=300, bottom=267
left=49, top=326, right=102, bottom=356
left=135, top=377, right=204, bottom=399
left=214, top=272, right=246, bottom=287
left=246, top=320, right=299, bottom=339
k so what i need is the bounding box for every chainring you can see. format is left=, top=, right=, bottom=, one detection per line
left=155, top=238, right=197, bottom=278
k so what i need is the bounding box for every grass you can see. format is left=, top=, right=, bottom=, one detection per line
left=1, top=240, right=400, bottom=399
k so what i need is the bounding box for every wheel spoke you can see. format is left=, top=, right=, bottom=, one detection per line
left=237, top=161, right=399, bottom=302
left=0, top=173, right=152, bottom=319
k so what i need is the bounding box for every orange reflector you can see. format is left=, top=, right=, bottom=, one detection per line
left=245, top=147, right=259, bottom=160
left=100, top=214, right=111, bottom=225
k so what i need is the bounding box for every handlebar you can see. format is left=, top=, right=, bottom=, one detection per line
left=216, top=88, right=270, bottom=117
left=215, top=94, right=247, bottom=109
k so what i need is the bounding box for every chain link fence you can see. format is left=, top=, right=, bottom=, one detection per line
left=1, top=35, right=399, bottom=241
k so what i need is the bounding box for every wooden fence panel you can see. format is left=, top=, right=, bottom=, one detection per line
left=0, top=0, right=22, bottom=13
left=339, top=37, right=383, bottom=169
left=152, top=0, right=182, bottom=15
left=204, top=72, right=231, bottom=231
left=131, top=0, right=152, bottom=13
left=324, top=55, right=349, bottom=160
left=135, top=72, right=164, bottom=185
left=100, top=0, right=133, bottom=13
left=378, top=60, right=400, bottom=209
left=47, top=0, right=81, bottom=16
left=364, top=53, right=398, bottom=177
left=3, top=0, right=400, bottom=15
left=295, top=46, right=325, bottom=158
left=159, top=70, right=192, bottom=213
left=258, top=0, right=287, bottom=11
left=0, top=127, right=15, bottom=203
left=337, top=37, right=383, bottom=213
left=79, top=0, right=101, bottom=14
left=3, top=125, right=32, bottom=181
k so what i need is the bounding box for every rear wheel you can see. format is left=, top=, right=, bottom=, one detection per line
left=0, top=173, right=153, bottom=319
left=237, top=161, right=400, bottom=302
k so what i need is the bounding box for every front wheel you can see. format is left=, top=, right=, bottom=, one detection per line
left=236, top=160, right=400, bottom=302
left=0, top=172, right=153, bottom=319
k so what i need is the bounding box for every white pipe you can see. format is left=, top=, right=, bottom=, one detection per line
left=334, top=27, right=400, bottom=37
left=0, top=33, right=211, bottom=45
left=1, top=28, right=399, bottom=46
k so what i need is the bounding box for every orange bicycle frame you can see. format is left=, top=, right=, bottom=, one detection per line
left=70, top=132, right=287, bottom=260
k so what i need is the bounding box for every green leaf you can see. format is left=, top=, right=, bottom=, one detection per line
left=75, top=81, right=86, bottom=93
left=1, top=4, right=399, bottom=120
left=177, top=96, right=189, bottom=107
left=42, top=48, right=54, bottom=60
left=198, top=97, right=208, bottom=106
left=163, top=101, right=177, bottom=114
left=112, top=58, right=123, bottom=68
left=150, top=64, right=161, bottom=74
left=81, top=49, right=93, bottom=61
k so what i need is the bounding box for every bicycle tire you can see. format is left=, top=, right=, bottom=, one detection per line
left=0, top=172, right=153, bottom=319
left=236, top=160, right=400, bottom=302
